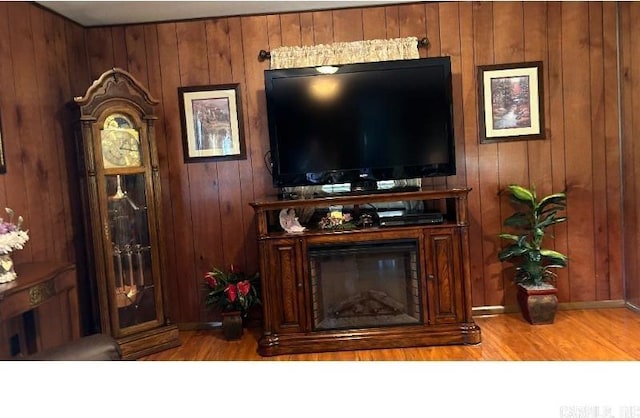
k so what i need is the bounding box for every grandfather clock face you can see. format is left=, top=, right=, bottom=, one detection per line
left=101, top=113, right=142, bottom=168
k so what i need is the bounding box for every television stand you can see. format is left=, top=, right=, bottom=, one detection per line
left=250, top=188, right=481, bottom=356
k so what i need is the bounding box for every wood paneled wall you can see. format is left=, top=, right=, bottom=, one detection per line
left=79, top=1, right=624, bottom=325
left=0, top=3, right=94, bottom=331
left=1, top=2, right=630, bottom=328
left=620, top=2, right=640, bottom=309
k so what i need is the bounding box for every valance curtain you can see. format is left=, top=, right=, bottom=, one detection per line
left=269, top=36, right=420, bottom=69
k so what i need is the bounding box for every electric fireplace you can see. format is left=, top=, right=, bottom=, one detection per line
left=309, top=239, right=422, bottom=331
left=251, top=188, right=482, bottom=356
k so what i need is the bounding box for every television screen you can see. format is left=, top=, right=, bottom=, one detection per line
left=264, top=57, right=455, bottom=191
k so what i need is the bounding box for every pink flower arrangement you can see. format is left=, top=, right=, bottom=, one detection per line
left=204, top=264, right=260, bottom=316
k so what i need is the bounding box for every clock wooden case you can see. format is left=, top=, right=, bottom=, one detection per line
left=72, top=68, right=179, bottom=359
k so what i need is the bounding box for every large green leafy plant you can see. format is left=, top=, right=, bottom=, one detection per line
left=498, top=184, right=568, bottom=287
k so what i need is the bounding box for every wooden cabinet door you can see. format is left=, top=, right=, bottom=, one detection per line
left=425, top=228, right=464, bottom=324
left=265, top=238, right=307, bottom=333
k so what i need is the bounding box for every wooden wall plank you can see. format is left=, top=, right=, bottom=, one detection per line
left=143, top=23, right=179, bottom=325
left=493, top=1, right=527, bottom=307
left=110, top=27, right=128, bottom=70
left=603, top=3, right=623, bottom=301
left=280, top=13, right=302, bottom=47
left=562, top=2, right=596, bottom=302
left=238, top=18, right=274, bottom=327
left=312, top=11, right=334, bottom=45
left=473, top=1, right=502, bottom=307
left=362, top=7, right=387, bottom=40
left=622, top=2, right=640, bottom=307
left=522, top=2, right=557, bottom=301
left=424, top=2, right=440, bottom=58
left=124, top=25, right=148, bottom=84
left=439, top=2, right=466, bottom=190
left=185, top=19, right=227, bottom=323
left=629, top=2, right=640, bottom=307
left=176, top=20, right=222, bottom=323
left=46, top=10, right=76, bottom=262
left=156, top=21, right=196, bottom=323
left=63, top=17, right=94, bottom=334
left=299, top=12, right=314, bottom=45
left=632, top=1, right=640, bottom=307
left=332, top=8, right=363, bottom=43
left=524, top=3, right=552, bottom=198
left=632, top=3, right=640, bottom=307
left=384, top=6, right=400, bottom=39
left=29, top=5, right=59, bottom=261
left=459, top=2, right=484, bottom=306
left=85, top=27, right=115, bottom=80
left=266, top=14, right=282, bottom=64
left=240, top=15, right=273, bottom=202
left=64, top=20, right=91, bottom=97
left=205, top=18, right=245, bottom=277
left=587, top=3, right=610, bottom=301
left=0, top=3, right=26, bottom=257
left=547, top=1, right=570, bottom=302
left=228, top=16, right=258, bottom=276
left=7, top=2, right=47, bottom=262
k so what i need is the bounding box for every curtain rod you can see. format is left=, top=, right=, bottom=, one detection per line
left=258, top=37, right=429, bottom=62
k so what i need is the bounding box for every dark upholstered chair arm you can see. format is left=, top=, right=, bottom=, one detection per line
left=26, top=333, right=122, bottom=361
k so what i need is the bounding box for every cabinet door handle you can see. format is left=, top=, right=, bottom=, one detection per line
left=297, top=282, right=303, bottom=288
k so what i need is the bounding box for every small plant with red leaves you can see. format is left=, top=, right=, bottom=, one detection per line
left=203, top=264, right=260, bottom=316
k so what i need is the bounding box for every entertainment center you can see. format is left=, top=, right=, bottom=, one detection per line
left=250, top=188, right=481, bottom=356
left=256, top=53, right=479, bottom=355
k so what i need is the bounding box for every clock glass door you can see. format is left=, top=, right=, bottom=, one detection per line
left=106, top=173, right=157, bottom=330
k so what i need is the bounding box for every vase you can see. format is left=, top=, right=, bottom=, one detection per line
left=516, top=284, right=558, bottom=325
left=221, top=311, right=243, bottom=340
left=0, top=252, right=16, bottom=284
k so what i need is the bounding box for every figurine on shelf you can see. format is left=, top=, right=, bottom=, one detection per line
left=279, top=208, right=306, bottom=233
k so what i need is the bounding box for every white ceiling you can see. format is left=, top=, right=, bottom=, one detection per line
left=36, top=1, right=416, bottom=27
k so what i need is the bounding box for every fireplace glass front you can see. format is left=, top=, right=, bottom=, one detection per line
left=308, top=239, right=422, bottom=331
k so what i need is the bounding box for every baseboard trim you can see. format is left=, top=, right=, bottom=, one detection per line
left=625, top=301, right=640, bottom=312
left=472, top=299, right=627, bottom=317
left=180, top=301, right=630, bottom=328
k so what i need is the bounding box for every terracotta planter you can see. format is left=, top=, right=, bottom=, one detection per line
left=221, top=311, right=243, bottom=340
left=516, top=284, right=558, bottom=325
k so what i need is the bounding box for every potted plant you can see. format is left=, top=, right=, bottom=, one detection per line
left=203, top=264, right=261, bottom=340
left=498, top=184, right=568, bottom=324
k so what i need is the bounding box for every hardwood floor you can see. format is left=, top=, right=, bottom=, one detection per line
left=140, top=307, right=640, bottom=360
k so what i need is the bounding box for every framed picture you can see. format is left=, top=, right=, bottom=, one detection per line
left=477, top=61, right=545, bottom=143
left=178, top=83, right=246, bottom=162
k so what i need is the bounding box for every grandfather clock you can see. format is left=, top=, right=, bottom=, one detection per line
left=72, top=68, right=179, bottom=359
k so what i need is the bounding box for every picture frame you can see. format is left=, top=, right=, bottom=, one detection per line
left=477, top=61, right=545, bottom=143
left=178, top=83, right=246, bottom=162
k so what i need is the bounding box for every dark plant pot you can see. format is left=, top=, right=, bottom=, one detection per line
left=221, top=311, right=243, bottom=340
left=516, top=284, right=558, bottom=325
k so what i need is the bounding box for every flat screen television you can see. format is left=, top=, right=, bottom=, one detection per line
left=264, top=56, right=455, bottom=192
